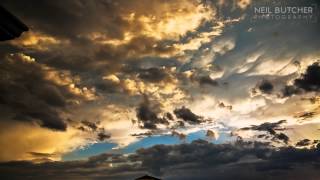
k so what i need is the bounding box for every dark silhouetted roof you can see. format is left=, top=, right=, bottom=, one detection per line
left=0, top=5, right=28, bottom=41
left=135, top=175, right=162, bottom=180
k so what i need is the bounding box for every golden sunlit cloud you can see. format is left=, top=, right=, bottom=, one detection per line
left=1, top=1, right=320, bottom=174
left=10, top=31, right=68, bottom=51
left=0, top=121, right=86, bottom=162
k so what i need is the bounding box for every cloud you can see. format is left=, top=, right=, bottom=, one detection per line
left=198, top=75, right=219, bottom=87
left=80, top=120, right=98, bottom=131
left=206, top=129, right=218, bottom=140
left=0, top=121, right=86, bottom=162
left=137, top=67, right=169, bottom=83
left=295, top=111, right=316, bottom=121
left=9, top=31, right=68, bottom=51
left=257, top=80, right=274, bottom=94
left=97, top=132, right=111, bottom=142
left=295, top=62, right=320, bottom=92
left=296, top=139, right=311, bottom=147
left=282, top=62, right=320, bottom=97
left=239, top=120, right=289, bottom=144
left=136, top=95, right=169, bottom=129
left=171, top=131, right=187, bottom=140
left=173, top=106, right=203, bottom=124
left=1, top=139, right=320, bottom=179
left=282, top=85, right=302, bottom=97
left=1, top=0, right=215, bottom=70
left=1, top=0, right=320, bottom=172
left=218, top=101, right=232, bottom=110
left=0, top=53, right=93, bottom=131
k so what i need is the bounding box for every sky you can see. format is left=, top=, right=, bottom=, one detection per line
left=0, top=0, right=320, bottom=179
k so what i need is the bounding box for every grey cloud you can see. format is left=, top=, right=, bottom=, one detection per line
left=240, top=120, right=289, bottom=144
left=282, top=62, right=320, bottom=97
left=173, top=106, right=203, bottom=124
left=136, top=96, right=169, bottom=129
left=165, top=112, right=174, bottom=121
left=294, top=62, right=320, bottom=92
left=185, top=0, right=320, bottom=104
left=171, top=131, right=186, bottom=140
left=78, top=120, right=111, bottom=141
left=296, top=139, right=311, bottom=147
left=282, top=85, right=302, bottom=97
left=273, top=133, right=289, bottom=144
left=240, top=120, right=287, bottom=135
left=97, top=132, right=111, bottom=142
left=131, top=131, right=153, bottom=138
left=0, top=0, right=179, bottom=102
left=80, top=120, right=98, bottom=131
left=0, top=54, right=82, bottom=131
left=198, top=75, right=218, bottom=87
left=1, top=139, right=320, bottom=179
left=137, top=68, right=169, bottom=83
left=218, top=102, right=232, bottom=110
left=28, top=152, right=55, bottom=159
left=295, top=111, right=316, bottom=121
left=258, top=80, right=273, bottom=94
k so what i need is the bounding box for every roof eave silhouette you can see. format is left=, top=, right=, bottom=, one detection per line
left=0, top=5, right=28, bottom=41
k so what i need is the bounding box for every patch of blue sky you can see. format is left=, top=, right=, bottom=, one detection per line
left=62, top=142, right=117, bottom=161
left=62, top=130, right=234, bottom=161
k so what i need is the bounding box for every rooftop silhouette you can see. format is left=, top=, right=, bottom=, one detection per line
left=0, top=5, right=28, bottom=41
left=135, top=174, right=162, bottom=180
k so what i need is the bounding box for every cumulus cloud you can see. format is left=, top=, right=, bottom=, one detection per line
left=257, top=80, right=274, bottom=94
left=136, top=95, right=169, bottom=129
left=282, top=62, right=320, bottom=97
left=1, top=1, right=320, bottom=176
left=174, top=106, right=203, bottom=124
left=198, top=75, right=219, bottom=87
left=0, top=53, right=93, bottom=131
left=295, top=139, right=311, bottom=147
left=137, top=67, right=170, bottom=83
left=239, top=120, right=289, bottom=144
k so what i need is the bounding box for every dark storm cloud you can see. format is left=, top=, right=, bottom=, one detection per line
left=273, top=133, right=290, bottom=144
left=282, top=62, right=320, bottom=97
left=173, top=106, right=203, bottom=124
left=241, top=120, right=287, bottom=135
left=0, top=0, right=178, bottom=96
left=296, top=139, right=311, bottom=147
left=1, top=139, right=320, bottom=180
left=28, top=152, right=55, bottom=159
left=165, top=112, right=174, bottom=120
left=136, top=96, right=169, bottom=129
left=294, top=62, right=320, bottom=92
left=94, top=79, right=121, bottom=93
left=80, top=120, right=98, bottom=131
left=0, top=54, right=83, bottom=131
left=137, top=68, right=169, bottom=83
left=198, top=75, right=218, bottom=87
left=282, top=85, right=302, bottom=97
left=97, top=132, right=111, bottom=141
left=240, top=120, right=289, bottom=144
left=131, top=131, right=153, bottom=138
left=258, top=80, right=273, bottom=94
left=295, top=111, right=316, bottom=120
left=77, top=120, right=111, bottom=141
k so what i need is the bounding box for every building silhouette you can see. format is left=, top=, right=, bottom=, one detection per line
left=135, top=174, right=162, bottom=180
left=0, top=5, right=28, bottom=41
